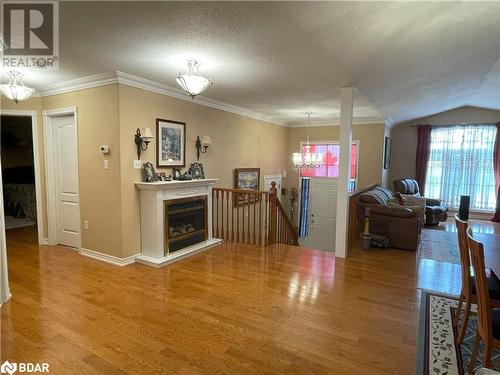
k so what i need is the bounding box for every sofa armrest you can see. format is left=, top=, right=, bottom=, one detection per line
left=370, top=205, right=416, bottom=218
left=425, top=198, right=443, bottom=206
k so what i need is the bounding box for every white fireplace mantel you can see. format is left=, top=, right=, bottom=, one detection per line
left=135, top=179, right=222, bottom=267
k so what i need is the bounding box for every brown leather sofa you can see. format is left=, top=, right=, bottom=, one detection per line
left=357, top=186, right=421, bottom=250
left=393, top=178, right=448, bottom=226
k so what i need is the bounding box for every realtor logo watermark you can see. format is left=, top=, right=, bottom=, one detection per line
left=0, top=361, right=49, bottom=374
left=1, top=1, right=59, bottom=69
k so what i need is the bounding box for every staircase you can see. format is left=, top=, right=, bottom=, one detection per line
left=212, top=182, right=299, bottom=246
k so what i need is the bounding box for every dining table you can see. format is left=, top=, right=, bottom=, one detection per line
left=477, top=233, right=500, bottom=276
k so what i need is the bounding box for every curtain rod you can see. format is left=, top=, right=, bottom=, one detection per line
left=409, top=122, right=498, bottom=127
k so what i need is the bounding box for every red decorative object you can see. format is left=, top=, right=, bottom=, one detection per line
left=415, top=125, right=432, bottom=195
left=492, top=122, right=500, bottom=222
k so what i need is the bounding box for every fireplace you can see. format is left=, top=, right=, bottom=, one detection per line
left=135, top=179, right=221, bottom=268
left=164, top=196, right=207, bottom=254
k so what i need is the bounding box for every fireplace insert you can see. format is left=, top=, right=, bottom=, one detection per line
left=164, top=196, right=207, bottom=254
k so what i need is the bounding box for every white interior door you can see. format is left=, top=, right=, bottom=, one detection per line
left=52, top=115, right=80, bottom=248
left=300, top=178, right=337, bottom=252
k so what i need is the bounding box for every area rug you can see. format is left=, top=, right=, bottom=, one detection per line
left=417, top=291, right=500, bottom=374
left=419, top=229, right=460, bottom=264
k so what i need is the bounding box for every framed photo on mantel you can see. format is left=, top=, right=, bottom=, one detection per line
left=156, top=118, right=186, bottom=167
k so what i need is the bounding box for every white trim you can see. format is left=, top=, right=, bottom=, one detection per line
left=43, top=107, right=80, bottom=247
left=80, top=248, right=139, bottom=267
left=0, top=110, right=45, bottom=246
left=287, top=117, right=385, bottom=127
left=42, top=106, right=78, bottom=117
left=335, top=87, right=354, bottom=259
left=0, top=155, right=11, bottom=303
left=115, top=72, right=284, bottom=126
left=37, top=71, right=285, bottom=126
left=135, top=238, right=222, bottom=268
left=38, top=72, right=118, bottom=97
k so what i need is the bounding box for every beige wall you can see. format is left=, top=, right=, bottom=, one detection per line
left=118, top=84, right=288, bottom=257
left=286, top=123, right=387, bottom=190
left=389, top=106, right=500, bottom=185
left=1, top=84, right=288, bottom=259
left=42, top=85, right=123, bottom=256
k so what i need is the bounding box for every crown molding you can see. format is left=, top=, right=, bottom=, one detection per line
left=35, top=71, right=285, bottom=126
left=37, top=72, right=118, bottom=97
left=286, top=117, right=385, bottom=128
left=114, top=71, right=284, bottom=126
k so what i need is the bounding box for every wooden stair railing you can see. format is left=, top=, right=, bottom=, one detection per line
left=212, top=182, right=299, bottom=246
left=267, top=182, right=299, bottom=246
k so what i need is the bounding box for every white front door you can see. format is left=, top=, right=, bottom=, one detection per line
left=300, top=178, right=337, bottom=252
left=52, top=115, right=80, bottom=248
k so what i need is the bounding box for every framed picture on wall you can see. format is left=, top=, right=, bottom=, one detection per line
left=156, top=118, right=186, bottom=167
left=384, top=136, right=392, bottom=169
left=234, top=168, right=260, bottom=205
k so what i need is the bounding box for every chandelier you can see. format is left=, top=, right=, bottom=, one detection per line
left=292, top=113, right=322, bottom=169
left=0, top=71, right=36, bottom=103
left=176, top=60, right=213, bottom=99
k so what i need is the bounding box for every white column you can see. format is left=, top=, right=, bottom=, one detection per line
left=335, top=87, right=354, bottom=258
left=0, top=154, right=11, bottom=303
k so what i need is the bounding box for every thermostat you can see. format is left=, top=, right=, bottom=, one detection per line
left=99, top=145, right=110, bottom=154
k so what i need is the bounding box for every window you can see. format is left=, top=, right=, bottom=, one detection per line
left=424, top=125, right=497, bottom=211
left=299, top=143, right=358, bottom=190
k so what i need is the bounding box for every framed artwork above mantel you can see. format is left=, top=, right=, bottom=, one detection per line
left=156, top=118, right=186, bottom=167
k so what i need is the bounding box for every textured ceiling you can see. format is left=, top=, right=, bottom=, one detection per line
left=7, top=1, right=500, bottom=125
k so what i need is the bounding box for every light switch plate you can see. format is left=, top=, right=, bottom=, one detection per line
left=133, top=160, right=142, bottom=169
left=104, top=160, right=109, bottom=169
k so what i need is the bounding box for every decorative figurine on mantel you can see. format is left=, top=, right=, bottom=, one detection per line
left=189, top=162, right=205, bottom=179
left=173, top=168, right=193, bottom=181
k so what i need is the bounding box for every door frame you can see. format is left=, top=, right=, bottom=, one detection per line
left=0, top=109, right=45, bottom=245
left=42, top=106, right=80, bottom=247
left=296, top=139, right=360, bottom=245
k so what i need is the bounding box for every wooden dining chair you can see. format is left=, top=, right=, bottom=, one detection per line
left=467, top=228, right=500, bottom=373
left=455, top=215, right=500, bottom=344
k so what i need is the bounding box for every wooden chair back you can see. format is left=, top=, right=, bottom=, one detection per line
left=467, top=228, right=492, bottom=341
left=455, top=214, right=472, bottom=295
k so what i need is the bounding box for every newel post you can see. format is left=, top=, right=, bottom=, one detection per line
left=268, top=182, right=278, bottom=245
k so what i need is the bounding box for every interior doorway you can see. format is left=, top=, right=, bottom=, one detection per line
left=43, top=108, right=81, bottom=249
left=0, top=112, right=43, bottom=244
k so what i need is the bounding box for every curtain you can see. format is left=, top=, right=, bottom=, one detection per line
left=415, top=125, right=432, bottom=195
left=492, top=122, right=500, bottom=222
left=424, top=125, right=497, bottom=210
left=298, top=177, right=311, bottom=237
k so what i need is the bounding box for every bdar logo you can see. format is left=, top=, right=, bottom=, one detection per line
left=0, top=361, right=17, bottom=375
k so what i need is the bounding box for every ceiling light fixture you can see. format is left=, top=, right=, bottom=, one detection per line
left=0, top=71, right=36, bottom=104
left=176, top=60, right=213, bottom=99
left=292, top=113, right=322, bottom=169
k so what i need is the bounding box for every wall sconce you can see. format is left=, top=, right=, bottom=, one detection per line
left=134, top=127, right=154, bottom=159
left=195, top=135, right=211, bottom=161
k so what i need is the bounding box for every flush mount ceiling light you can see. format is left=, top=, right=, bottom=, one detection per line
left=292, top=112, right=323, bottom=169
left=0, top=71, right=36, bottom=104
left=176, top=60, right=213, bottom=99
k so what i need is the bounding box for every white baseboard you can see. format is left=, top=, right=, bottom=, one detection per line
left=39, top=238, right=49, bottom=245
left=79, top=248, right=139, bottom=267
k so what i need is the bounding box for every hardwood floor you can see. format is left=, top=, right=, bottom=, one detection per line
left=1, top=222, right=496, bottom=374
